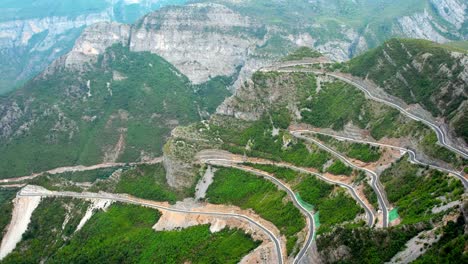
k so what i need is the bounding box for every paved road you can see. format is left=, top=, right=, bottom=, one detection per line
left=291, top=131, right=389, bottom=228
left=0, top=158, right=163, bottom=184
left=272, top=65, right=468, bottom=159
left=18, top=188, right=284, bottom=264
left=204, top=160, right=315, bottom=264
left=326, top=73, right=468, bottom=159
left=294, top=129, right=468, bottom=189
left=199, top=155, right=375, bottom=228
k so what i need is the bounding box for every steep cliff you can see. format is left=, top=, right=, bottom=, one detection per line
left=0, top=0, right=189, bottom=94
left=2, top=0, right=467, bottom=94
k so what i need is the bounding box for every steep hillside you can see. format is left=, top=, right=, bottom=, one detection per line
left=1, top=0, right=467, bottom=94
left=346, top=38, right=468, bottom=142
left=0, top=42, right=231, bottom=178
left=0, top=0, right=189, bottom=94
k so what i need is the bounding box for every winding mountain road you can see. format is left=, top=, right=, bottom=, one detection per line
left=203, top=160, right=315, bottom=264
left=273, top=64, right=468, bottom=159
left=327, top=73, right=468, bottom=159
left=291, top=131, right=389, bottom=228
left=0, top=158, right=163, bottom=184
left=292, top=129, right=468, bottom=189
left=17, top=187, right=285, bottom=264
left=198, top=152, right=375, bottom=229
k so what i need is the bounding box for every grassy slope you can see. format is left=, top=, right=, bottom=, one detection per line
left=346, top=38, right=468, bottom=141
left=206, top=167, right=305, bottom=255
left=51, top=204, right=259, bottom=264
left=300, top=79, right=426, bottom=140
left=2, top=202, right=259, bottom=263
left=347, top=38, right=465, bottom=115
left=0, top=189, right=18, bottom=241
left=315, top=134, right=381, bottom=163
left=243, top=164, right=362, bottom=234
left=0, top=44, right=231, bottom=179
left=1, top=197, right=89, bottom=263
left=316, top=224, right=429, bottom=264
left=380, top=156, right=464, bottom=224
left=88, top=163, right=195, bottom=204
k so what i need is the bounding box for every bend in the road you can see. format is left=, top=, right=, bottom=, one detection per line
left=204, top=161, right=315, bottom=264
left=18, top=188, right=284, bottom=264
left=290, top=131, right=388, bottom=228
left=293, top=129, right=468, bottom=189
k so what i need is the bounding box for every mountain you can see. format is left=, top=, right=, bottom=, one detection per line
left=346, top=38, right=468, bottom=142
left=0, top=2, right=467, bottom=264
left=1, top=0, right=466, bottom=94
left=0, top=0, right=189, bottom=94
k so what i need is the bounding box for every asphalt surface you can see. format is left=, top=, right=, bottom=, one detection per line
left=200, top=158, right=374, bottom=262
left=294, top=129, right=468, bottom=190
left=204, top=160, right=315, bottom=264
left=327, top=73, right=468, bottom=159
left=272, top=65, right=468, bottom=159
left=18, top=189, right=284, bottom=264
left=291, top=131, right=388, bottom=228
left=198, top=154, right=375, bottom=231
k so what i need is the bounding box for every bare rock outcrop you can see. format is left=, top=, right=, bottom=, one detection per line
left=130, top=3, right=265, bottom=84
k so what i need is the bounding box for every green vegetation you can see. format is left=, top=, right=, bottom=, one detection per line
left=380, top=155, right=464, bottom=224
left=4, top=202, right=259, bottom=263
left=363, top=181, right=378, bottom=209
left=91, top=163, right=191, bottom=204
left=208, top=116, right=330, bottom=170
left=299, top=80, right=424, bottom=143
left=0, top=188, right=17, bottom=241
left=347, top=144, right=381, bottom=162
left=413, top=214, right=467, bottom=263
left=283, top=47, right=322, bottom=61
left=206, top=167, right=305, bottom=255
left=246, top=162, right=362, bottom=234
left=346, top=38, right=468, bottom=139
left=326, top=160, right=352, bottom=176
left=419, top=132, right=459, bottom=165
left=0, top=44, right=232, bottom=179
left=294, top=173, right=361, bottom=234
left=245, top=163, right=297, bottom=182
left=114, top=164, right=179, bottom=203
left=442, top=41, right=468, bottom=52
left=301, top=81, right=369, bottom=130
left=316, top=223, right=429, bottom=263
left=2, top=197, right=89, bottom=263
left=295, top=193, right=314, bottom=211
left=49, top=167, right=125, bottom=182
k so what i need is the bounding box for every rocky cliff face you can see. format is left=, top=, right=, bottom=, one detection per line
left=3, top=0, right=467, bottom=94
left=395, top=0, right=467, bottom=43
left=130, top=3, right=265, bottom=84
left=0, top=0, right=188, bottom=93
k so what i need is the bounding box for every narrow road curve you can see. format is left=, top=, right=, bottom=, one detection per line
left=293, top=129, right=468, bottom=189
left=199, top=156, right=374, bottom=228
left=291, top=131, right=389, bottom=228
left=327, top=73, right=468, bottom=159
left=18, top=189, right=284, bottom=264
left=204, top=160, right=315, bottom=264
left=0, top=158, right=163, bottom=184
left=272, top=65, right=467, bottom=159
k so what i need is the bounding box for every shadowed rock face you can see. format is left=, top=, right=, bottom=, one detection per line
left=2, top=0, right=467, bottom=94
left=44, top=3, right=267, bottom=86
left=0, top=0, right=189, bottom=94
left=130, top=3, right=265, bottom=84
